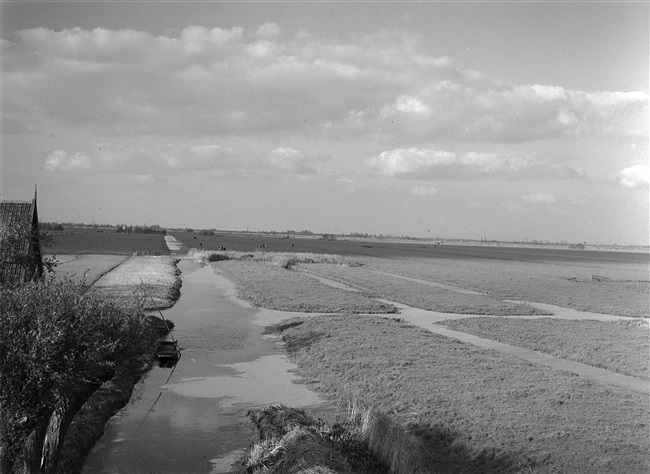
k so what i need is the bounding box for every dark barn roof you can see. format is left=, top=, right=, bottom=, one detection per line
left=0, top=190, right=44, bottom=284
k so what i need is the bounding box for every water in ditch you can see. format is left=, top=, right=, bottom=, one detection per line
left=82, top=258, right=332, bottom=473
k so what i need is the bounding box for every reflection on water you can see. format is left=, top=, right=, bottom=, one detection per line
left=165, top=354, right=323, bottom=408
left=83, top=259, right=331, bottom=474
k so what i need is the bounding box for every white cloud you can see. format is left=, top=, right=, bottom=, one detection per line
left=255, top=22, right=281, bottom=39
left=366, top=148, right=456, bottom=176
left=522, top=193, right=557, bottom=204
left=618, top=165, right=650, bottom=189
left=3, top=25, right=646, bottom=144
left=382, top=95, right=431, bottom=117
left=43, top=143, right=249, bottom=176
left=366, top=148, right=585, bottom=181
left=268, top=147, right=328, bottom=175
left=411, top=186, right=439, bottom=197
left=44, top=150, right=93, bottom=172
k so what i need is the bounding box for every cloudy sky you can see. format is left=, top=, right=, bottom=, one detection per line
left=1, top=1, right=648, bottom=244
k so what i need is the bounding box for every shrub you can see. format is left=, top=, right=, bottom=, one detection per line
left=0, top=280, right=154, bottom=473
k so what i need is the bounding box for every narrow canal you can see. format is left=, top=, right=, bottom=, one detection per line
left=83, top=258, right=331, bottom=473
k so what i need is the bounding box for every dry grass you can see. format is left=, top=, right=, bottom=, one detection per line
left=214, top=260, right=396, bottom=314
left=302, top=264, right=550, bottom=316
left=278, top=315, right=650, bottom=474
left=359, top=256, right=649, bottom=318
left=348, top=404, right=427, bottom=474
left=89, top=256, right=181, bottom=310
left=50, top=254, right=129, bottom=286
left=189, top=248, right=362, bottom=268
left=240, top=405, right=421, bottom=474
left=438, top=317, right=650, bottom=380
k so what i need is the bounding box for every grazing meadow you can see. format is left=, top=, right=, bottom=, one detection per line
left=44, top=230, right=649, bottom=472
left=359, top=256, right=649, bottom=318
left=48, top=228, right=169, bottom=255
left=190, top=234, right=648, bottom=473
left=276, top=315, right=649, bottom=473
left=438, top=317, right=649, bottom=380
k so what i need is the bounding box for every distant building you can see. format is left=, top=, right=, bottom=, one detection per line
left=0, top=189, right=44, bottom=284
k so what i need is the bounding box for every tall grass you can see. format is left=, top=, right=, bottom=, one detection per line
left=188, top=248, right=361, bottom=269
left=238, top=404, right=426, bottom=474
left=348, top=403, right=428, bottom=474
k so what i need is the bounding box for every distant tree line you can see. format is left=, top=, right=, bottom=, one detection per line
left=116, top=225, right=166, bottom=235
left=39, top=222, right=65, bottom=231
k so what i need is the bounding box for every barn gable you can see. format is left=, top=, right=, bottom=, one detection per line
left=0, top=189, right=44, bottom=284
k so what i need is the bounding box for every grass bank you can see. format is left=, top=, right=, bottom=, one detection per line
left=276, top=315, right=649, bottom=473
left=56, top=313, right=176, bottom=473
left=438, top=317, right=650, bottom=380
left=238, top=404, right=430, bottom=474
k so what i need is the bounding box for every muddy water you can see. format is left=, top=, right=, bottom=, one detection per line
left=83, top=259, right=332, bottom=474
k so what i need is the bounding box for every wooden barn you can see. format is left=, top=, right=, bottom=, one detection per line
left=0, top=189, right=44, bottom=284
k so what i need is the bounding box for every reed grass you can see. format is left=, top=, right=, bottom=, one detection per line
left=188, top=248, right=362, bottom=269
left=239, top=404, right=428, bottom=474
left=348, top=403, right=428, bottom=474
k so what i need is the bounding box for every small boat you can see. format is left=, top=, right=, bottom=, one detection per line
left=156, top=340, right=180, bottom=360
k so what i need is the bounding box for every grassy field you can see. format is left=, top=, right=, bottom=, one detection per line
left=51, top=254, right=129, bottom=286
left=439, top=317, right=649, bottom=380
left=214, top=259, right=396, bottom=314
left=174, top=231, right=648, bottom=317
left=201, top=247, right=649, bottom=473
left=48, top=229, right=169, bottom=255
left=89, top=256, right=181, bottom=310
left=357, top=256, right=649, bottom=318
left=277, top=315, right=649, bottom=474
left=301, top=263, right=551, bottom=316
left=56, top=232, right=647, bottom=472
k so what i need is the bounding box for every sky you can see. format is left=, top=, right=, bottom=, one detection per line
left=1, top=1, right=648, bottom=245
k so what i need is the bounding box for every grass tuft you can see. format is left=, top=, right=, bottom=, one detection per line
left=348, top=403, right=428, bottom=474
left=237, top=404, right=428, bottom=474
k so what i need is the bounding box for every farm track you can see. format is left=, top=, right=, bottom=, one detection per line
left=298, top=267, right=649, bottom=393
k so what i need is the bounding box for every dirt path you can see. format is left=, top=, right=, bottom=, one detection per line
left=300, top=270, right=649, bottom=394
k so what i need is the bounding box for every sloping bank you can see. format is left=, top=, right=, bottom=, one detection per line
left=56, top=256, right=182, bottom=473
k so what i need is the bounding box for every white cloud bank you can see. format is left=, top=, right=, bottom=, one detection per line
left=3, top=25, right=647, bottom=143
left=366, top=148, right=585, bottom=180
left=618, top=165, right=650, bottom=189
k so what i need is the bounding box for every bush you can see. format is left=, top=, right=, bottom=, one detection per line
left=208, top=253, right=230, bottom=262
left=0, top=280, right=154, bottom=473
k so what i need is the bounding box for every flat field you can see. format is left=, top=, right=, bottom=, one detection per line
left=215, top=260, right=396, bottom=314
left=48, top=229, right=168, bottom=255
left=174, top=231, right=648, bottom=317
left=439, top=317, right=649, bottom=380
left=300, top=263, right=551, bottom=316
left=356, top=256, right=649, bottom=318
left=193, top=238, right=649, bottom=473
left=278, top=315, right=649, bottom=474
left=52, top=254, right=129, bottom=286
left=90, top=255, right=181, bottom=310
